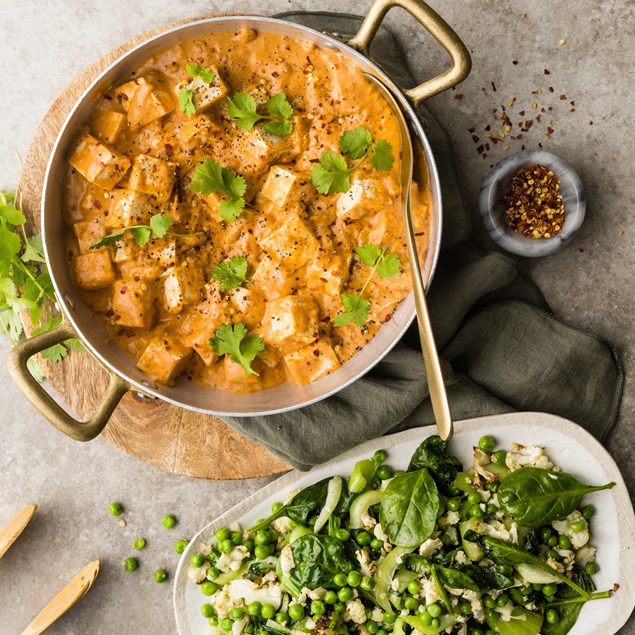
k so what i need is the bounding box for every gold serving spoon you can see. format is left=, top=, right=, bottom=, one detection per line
left=0, top=503, right=37, bottom=559
left=364, top=73, right=454, bottom=441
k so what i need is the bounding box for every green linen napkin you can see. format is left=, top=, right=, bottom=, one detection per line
left=223, top=12, right=623, bottom=471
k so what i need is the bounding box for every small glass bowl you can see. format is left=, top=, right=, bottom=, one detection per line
left=479, top=150, right=585, bottom=257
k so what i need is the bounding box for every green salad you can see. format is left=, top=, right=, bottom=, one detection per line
left=188, top=435, right=617, bottom=635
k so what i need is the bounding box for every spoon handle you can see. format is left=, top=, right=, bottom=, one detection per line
left=0, top=503, right=37, bottom=559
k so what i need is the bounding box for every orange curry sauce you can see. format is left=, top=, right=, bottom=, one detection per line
left=64, top=28, right=430, bottom=393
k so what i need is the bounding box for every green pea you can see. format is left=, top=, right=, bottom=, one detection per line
left=477, top=435, right=496, bottom=453
left=356, top=531, right=371, bottom=546
left=458, top=600, right=472, bottom=615
left=267, top=543, right=277, bottom=556
left=586, top=562, right=599, bottom=575
left=404, top=596, right=419, bottom=610
left=485, top=503, right=497, bottom=516
left=288, top=603, right=305, bottom=621
left=559, top=535, right=571, bottom=549
left=244, top=623, right=254, bottom=634
left=334, top=602, right=345, bottom=614
left=419, top=611, right=432, bottom=626
left=335, top=528, right=350, bottom=542
left=209, top=616, right=219, bottom=627
left=570, top=520, right=586, bottom=533
left=123, top=557, right=138, bottom=572
left=311, top=600, right=326, bottom=616
left=373, top=450, right=387, bottom=463
left=547, top=535, right=558, bottom=547
left=496, top=593, right=508, bottom=607
left=221, top=618, right=234, bottom=631
left=216, top=527, right=231, bottom=541
left=191, top=553, right=206, bottom=568
left=334, top=572, right=348, bottom=587
left=546, top=608, right=560, bottom=624
left=338, top=586, right=354, bottom=602
left=376, top=465, right=393, bottom=480
left=261, top=604, right=276, bottom=620
left=271, top=501, right=284, bottom=513
left=220, top=538, right=234, bottom=553
left=430, top=619, right=440, bottom=629
left=407, top=580, right=421, bottom=595
left=582, top=505, right=596, bottom=520
left=376, top=630, right=387, bottom=635
left=467, top=491, right=481, bottom=505
left=230, top=608, right=245, bottom=621
left=532, top=583, right=543, bottom=591
left=175, top=539, right=189, bottom=554
left=482, top=595, right=496, bottom=609
left=540, top=527, right=552, bottom=542
left=133, top=538, right=146, bottom=550
left=383, top=612, right=397, bottom=625
left=370, top=538, right=384, bottom=550
left=254, top=545, right=269, bottom=559
left=426, top=603, right=441, bottom=618
left=201, top=604, right=215, bottom=618
left=470, top=504, right=484, bottom=519
left=276, top=611, right=289, bottom=624
left=209, top=566, right=221, bottom=579
left=154, top=569, right=168, bottom=583
left=201, top=580, right=218, bottom=596
left=447, top=498, right=461, bottom=512
left=471, top=629, right=485, bottom=635
left=519, top=585, right=532, bottom=596
left=347, top=571, right=362, bottom=587
left=324, top=590, right=338, bottom=604
left=243, top=539, right=254, bottom=553
left=109, top=502, right=123, bottom=516
left=546, top=549, right=560, bottom=560
left=162, top=515, right=177, bottom=529
left=255, top=530, right=270, bottom=545
left=247, top=601, right=262, bottom=616
left=230, top=531, right=243, bottom=545
left=366, top=620, right=379, bottom=634
left=542, top=584, right=557, bottom=597
left=492, top=450, right=507, bottom=464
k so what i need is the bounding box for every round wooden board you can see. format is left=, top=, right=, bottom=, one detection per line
left=16, top=15, right=291, bottom=480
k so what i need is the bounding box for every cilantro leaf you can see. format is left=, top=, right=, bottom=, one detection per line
left=149, top=214, right=172, bottom=238
left=376, top=252, right=401, bottom=279
left=0, top=219, right=21, bottom=262
left=311, top=151, right=351, bottom=195
left=186, top=64, right=215, bottom=84
left=190, top=159, right=247, bottom=221
left=211, top=256, right=249, bottom=291
left=91, top=214, right=177, bottom=249
left=339, top=127, right=372, bottom=160
left=0, top=205, right=26, bottom=226
left=355, top=243, right=383, bottom=267
left=266, top=92, right=294, bottom=119
left=227, top=92, right=263, bottom=131
left=21, top=234, right=46, bottom=264
left=27, top=357, right=45, bottom=382
left=370, top=139, right=395, bottom=171
left=40, top=343, right=68, bottom=363
left=333, top=294, right=371, bottom=327
left=263, top=119, right=293, bottom=138
left=210, top=323, right=265, bottom=378
left=90, top=229, right=126, bottom=249
left=178, top=88, right=196, bottom=116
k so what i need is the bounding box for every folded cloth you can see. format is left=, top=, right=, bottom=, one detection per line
left=222, top=11, right=624, bottom=471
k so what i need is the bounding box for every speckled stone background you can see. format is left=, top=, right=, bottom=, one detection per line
left=0, top=1, right=633, bottom=633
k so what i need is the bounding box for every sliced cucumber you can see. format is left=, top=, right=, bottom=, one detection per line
left=514, top=562, right=560, bottom=584
left=460, top=518, right=484, bottom=561
left=349, top=489, right=383, bottom=529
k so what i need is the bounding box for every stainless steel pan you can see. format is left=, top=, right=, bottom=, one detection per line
left=8, top=0, right=470, bottom=441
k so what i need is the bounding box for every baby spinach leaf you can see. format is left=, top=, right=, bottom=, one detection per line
left=380, top=468, right=439, bottom=548
left=498, top=467, right=615, bottom=527
left=486, top=606, right=543, bottom=635
left=248, top=478, right=330, bottom=533
left=289, top=534, right=355, bottom=589
left=457, top=563, right=515, bottom=590
left=407, top=435, right=462, bottom=496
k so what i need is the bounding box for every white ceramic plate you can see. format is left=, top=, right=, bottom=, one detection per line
left=174, top=412, right=635, bottom=635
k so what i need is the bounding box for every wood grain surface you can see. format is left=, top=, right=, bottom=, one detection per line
left=16, top=16, right=290, bottom=480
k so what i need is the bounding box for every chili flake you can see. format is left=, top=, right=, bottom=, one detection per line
left=504, top=165, right=565, bottom=239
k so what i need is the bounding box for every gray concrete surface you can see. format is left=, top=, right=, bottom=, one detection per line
left=0, top=0, right=633, bottom=632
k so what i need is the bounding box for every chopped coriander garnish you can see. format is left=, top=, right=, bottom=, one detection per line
left=334, top=243, right=402, bottom=327
left=177, top=88, right=196, bottom=116
left=185, top=64, right=215, bottom=84
left=209, top=323, right=265, bottom=378
left=211, top=256, right=249, bottom=291
left=226, top=92, right=294, bottom=137
left=91, top=214, right=175, bottom=249
left=190, top=158, right=247, bottom=221
left=311, top=127, right=395, bottom=195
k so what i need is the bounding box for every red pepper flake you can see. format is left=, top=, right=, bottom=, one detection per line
left=472, top=135, right=480, bottom=143
left=484, top=124, right=491, bottom=131
left=544, top=68, right=551, bottom=74
left=491, top=81, right=497, bottom=92
left=589, top=120, right=594, bottom=125
left=454, top=93, right=464, bottom=100
left=548, top=86, right=554, bottom=92
left=477, top=144, right=485, bottom=155
left=512, top=60, right=519, bottom=65
left=570, top=107, right=576, bottom=112
left=559, top=94, right=567, bottom=100
left=468, top=127, right=476, bottom=133
left=518, top=110, right=526, bottom=116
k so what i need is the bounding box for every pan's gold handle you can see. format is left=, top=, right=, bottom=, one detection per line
left=7, top=321, right=129, bottom=442
left=348, top=0, right=471, bottom=105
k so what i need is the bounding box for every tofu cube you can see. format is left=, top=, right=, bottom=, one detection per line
left=178, top=114, right=221, bottom=144
left=74, top=251, right=115, bottom=290
left=174, top=68, right=228, bottom=115
left=91, top=110, right=127, bottom=144
left=263, top=295, right=319, bottom=352
left=68, top=134, right=130, bottom=190
left=284, top=339, right=341, bottom=386
left=115, top=77, right=174, bottom=128
left=306, top=255, right=351, bottom=296
left=261, top=166, right=305, bottom=208
left=112, top=279, right=155, bottom=328
left=128, top=154, right=177, bottom=203
left=106, top=189, right=156, bottom=228
left=252, top=255, right=297, bottom=301
left=237, top=116, right=303, bottom=172
left=73, top=220, right=106, bottom=254
left=163, top=259, right=205, bottom=314
left=224, top=355, right=258, bottom=384
left=136, top=336, right=192, bottom=386
left=228, top=286, right=265, bottom=325
left=260, top=216, right=319, bottom=272
left=336, top=178, right=390, bottom=221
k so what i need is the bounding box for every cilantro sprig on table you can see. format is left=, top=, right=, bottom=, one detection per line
left=227, top=92, right=294, bottom=137
left=312, top=127, right=395, bottom=195
left=190, top=158, right=247, bottom=221
left=334, top=243, right=402, bottom=328
left=0, top=189, right=82, bottom=380
left=210, top=256, right=249, bottom=291
left=90, top=214, right=194, bottom=249
left=209, top=323, right=265, bottom=378
left=177, top=64, right=217, bottom=116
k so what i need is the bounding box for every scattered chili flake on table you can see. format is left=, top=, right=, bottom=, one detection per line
left=505, top=165, right=565, bottom=239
